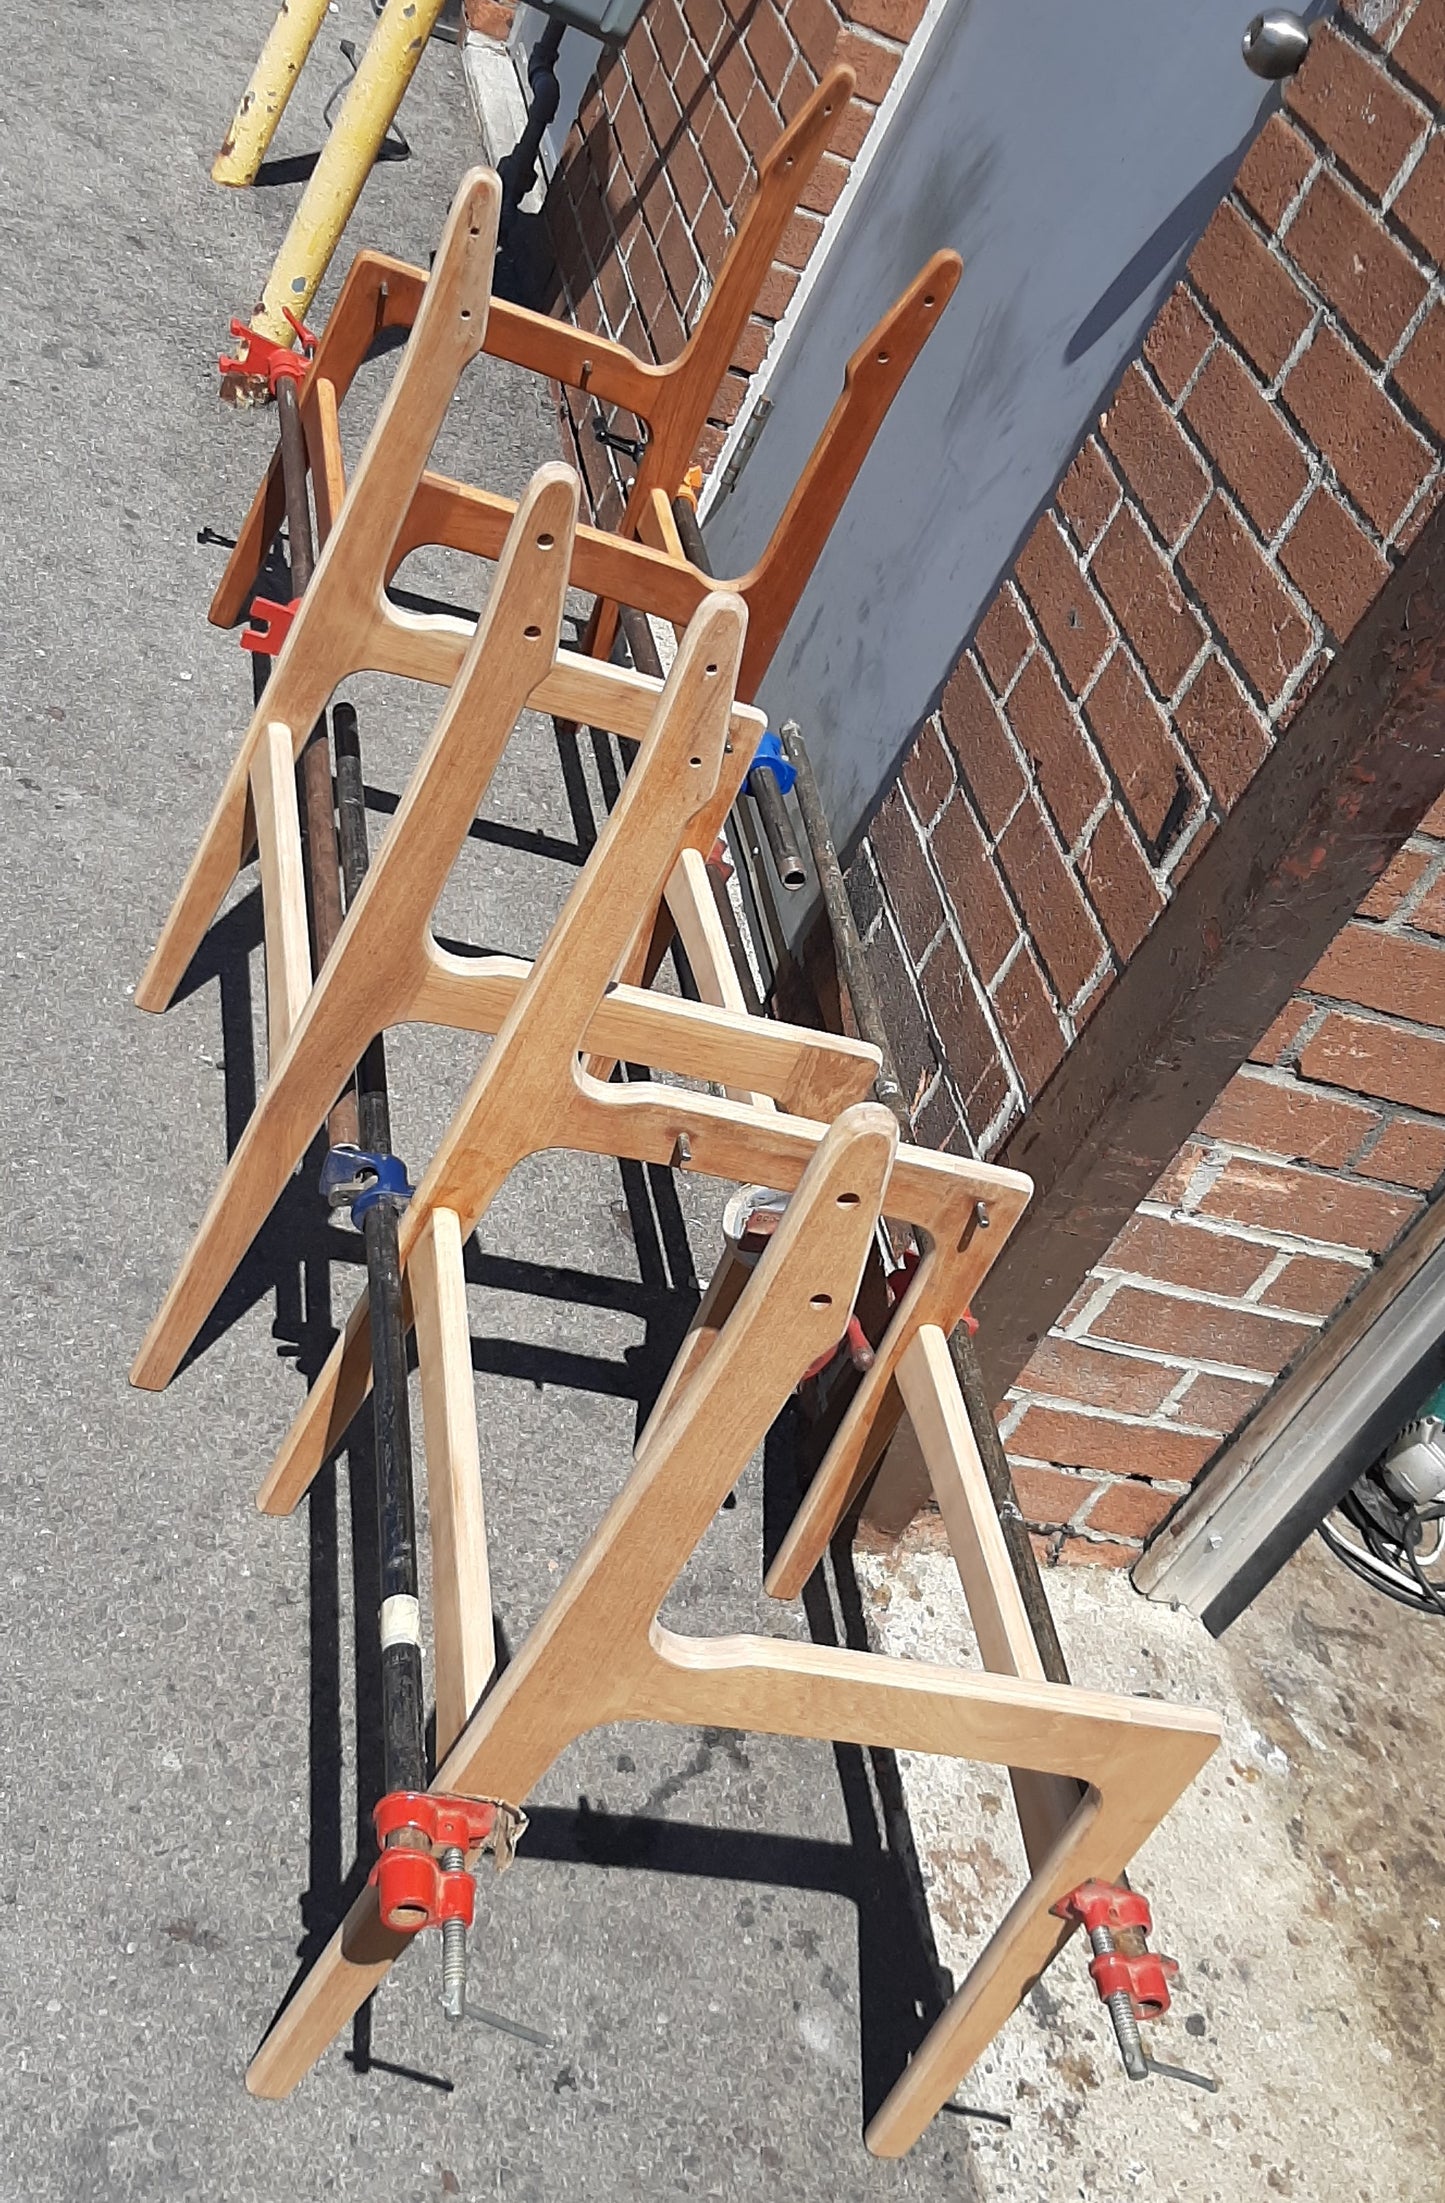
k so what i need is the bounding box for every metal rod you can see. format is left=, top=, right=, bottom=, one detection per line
left=1143, top=2055, right=1219, bottom=2093
left=778, top=723, right=908, bottom=1123
left=750, top=763, right=808, bottom=892
left=669, top=496, right=807, bottom=894
left=247, top=419, right=430, bottom=1970
left=212, top=0, right=333, bottom=187
left=332, top=701, right=427, bottom=1806
left=276, top=378, right=358, bottom=1150
left=1088, top=1922, right=1148, bottom=2081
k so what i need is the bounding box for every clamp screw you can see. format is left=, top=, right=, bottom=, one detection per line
left=439, top=1844, right=467, bottom=2022
left=1088, top=1919, right=1148, bottom=2081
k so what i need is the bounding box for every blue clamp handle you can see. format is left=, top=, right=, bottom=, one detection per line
left=747, top=729, right=796, bottom=797
left=320, top=1144, right=414, bottom=1228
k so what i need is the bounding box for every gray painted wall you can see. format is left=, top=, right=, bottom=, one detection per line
left=701, top=0, right=1319, bottom=849
left=510, top=5, right=604, bottom=180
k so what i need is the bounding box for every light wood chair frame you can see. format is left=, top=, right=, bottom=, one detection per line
left=167, top=402, right=1222, bottom=2157
left=243, top=1103, right=1222, bottom=2157
left=131, top=469, right=883, bottom=1393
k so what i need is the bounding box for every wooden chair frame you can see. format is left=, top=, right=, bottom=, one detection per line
left=243, top=1104, right=1222, bottom=2156
left=207, top=65, right=961, bottom=697
left=131, top=470, right=882, bottom=1393
left=133, top=76, right=1224, bottom=2169
left=139, top=161, right=955, bottom=1035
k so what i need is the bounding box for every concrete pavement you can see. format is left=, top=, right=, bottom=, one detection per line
left=0, top=8, right=979, bottom=2196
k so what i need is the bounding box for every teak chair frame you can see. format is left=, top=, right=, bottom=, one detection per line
left=242, top=1104, right=1222, bottom=2157
left=208, top=66, right=961, bottom=698
left=131, top=469, right=883, bottom=1393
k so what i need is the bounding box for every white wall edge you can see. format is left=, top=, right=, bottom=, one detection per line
left=462, top=33, right=531, bottom=167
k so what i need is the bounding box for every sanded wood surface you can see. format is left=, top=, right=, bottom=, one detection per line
left=248, top=717, right=311, bottom=1058
left=897, top=1322, right=1080, bottom=1869
left=665, top=846, right=772, bottom=1111
left=410, top=1205, right=493, bottom=1760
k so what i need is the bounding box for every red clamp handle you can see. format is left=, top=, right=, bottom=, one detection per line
left=374, top=1789, right=502, bottom=1851
left=1052, top=1878, right=1179, bottom=2021
left=241, top=596, right=300, bottom=658
left=219, top=308, right=318, bottom=393
left=368, top=1791, right=504, bottom=1935
left=1052, top=1877, right=1153, bottom=1937
left=1088, top=1943, right=1178, bottom=2020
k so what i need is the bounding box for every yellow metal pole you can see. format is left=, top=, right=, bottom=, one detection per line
left=250, top=0, right=450, bottom=348
left=213, top=0, right=335, bottom=188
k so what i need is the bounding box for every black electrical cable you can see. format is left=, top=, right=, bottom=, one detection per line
left=1402, top=1511, right=1445, bottom=1620
left=1318, top=1517, right=1432, bottom=1613
left=1318, top=1481, right=1445, bottom=1617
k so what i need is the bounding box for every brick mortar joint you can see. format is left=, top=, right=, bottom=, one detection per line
left=1292, top=979, right=1445, bottom=1049
left=1183, top=183, right=1445, bottom=567
left=1132, top=1191, right=1379, bottom=1265
left=1092, top=348, right=1331, bottom=719
left=1160, top=1125, right=1432, bottom=1217
left=1375, top=839, right=1445, bottom=927
left=1010, top=476, right=1217, bottom=885
left=1081, top=1262, right=1329, bottom=1324
left=1288, top=13, right=1438, bottom=211
left=1005, top=1387, right=1250, bottom=1447
left=1062, top=427, right=1234, bottom=863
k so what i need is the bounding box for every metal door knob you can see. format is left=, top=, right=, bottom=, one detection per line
left=1242, top=10, right=1311, bottom=77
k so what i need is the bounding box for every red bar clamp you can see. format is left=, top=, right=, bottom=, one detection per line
left=882, top=1244, right=977, bottom=1332
left=369, top=1791, right=518, bottom=1935
left=1052, top=1879, right=1179, bottom=2021
left=240, top=596, right=300, bottom=658
left=219, top=307, right=319, bottom=395
left=802, top=1314, right=874, bottom=1384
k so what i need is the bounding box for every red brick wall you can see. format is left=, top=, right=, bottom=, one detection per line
left=1001, top=796, right=1445, bottom=1566
left=854, top=5, right=1445, bottom=1163
left=845, top=0, right=1445, bottom=1558
left=533, top=0, right=926, bottom=526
